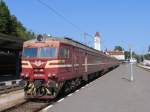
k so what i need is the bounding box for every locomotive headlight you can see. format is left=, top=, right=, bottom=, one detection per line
left=52, top=74, right=56, bottom=76
left=25, top=74, right=29, bottom=77
left=48, top=73, right=57, bottom=78
left=40, top=69, right=44, bottom=72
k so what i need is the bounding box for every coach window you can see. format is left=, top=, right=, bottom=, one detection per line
left=60, top=48, right=69, bottom=58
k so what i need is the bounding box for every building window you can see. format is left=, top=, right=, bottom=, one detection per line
left=60, top=48, right=69, bottom=58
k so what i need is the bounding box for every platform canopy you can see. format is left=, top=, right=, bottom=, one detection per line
left=0, top=33, right=26, bottom=50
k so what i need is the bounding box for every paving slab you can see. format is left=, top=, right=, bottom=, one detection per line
left=42, top=64, right=150, bottom=112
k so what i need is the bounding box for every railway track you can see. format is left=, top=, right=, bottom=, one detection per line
left=2, top=100, right=50, bottom=112
left=1, top=82, right=85, bottom=112
left=137, top=64, right=150, bottom=71
left=0, top=85, right=23, bottom=95
left=0, top=79, right=23, bottom=95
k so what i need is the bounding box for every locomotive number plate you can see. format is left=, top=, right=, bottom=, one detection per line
left=34, top=74, right=44, bottom=77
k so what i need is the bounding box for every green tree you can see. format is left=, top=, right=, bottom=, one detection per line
left=124, top=51, right=130, bottom=60
left=114, top=46, right=124, bottom=51
left=144, top=54, right=150, bottom=60
left=10, top=15, right=18, bottom=36
left=0, top=0, right=11, bottom=34
left=132, top=53, right=142, bottom=63
left=0, top=0, right=34, bottom=39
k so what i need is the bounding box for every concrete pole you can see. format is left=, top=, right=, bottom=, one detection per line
left=130, top=47, right=134, bottom=81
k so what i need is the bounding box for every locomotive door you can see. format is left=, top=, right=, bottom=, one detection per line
left=73, top=47, right=79, bottom=74
left=59, top=45, right=71, bottom=75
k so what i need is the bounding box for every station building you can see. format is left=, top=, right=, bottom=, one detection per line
left=105, top=50, right=125, bottom=61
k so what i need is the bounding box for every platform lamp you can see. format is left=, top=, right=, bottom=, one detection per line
left=129, top=44, right=134, bottom=81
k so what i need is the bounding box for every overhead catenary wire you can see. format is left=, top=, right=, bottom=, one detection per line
left=36, top=0, right=82, bottom=33
left=36, top=0, right=94, bottom=45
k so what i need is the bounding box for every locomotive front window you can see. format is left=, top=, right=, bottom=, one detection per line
left=40, top=47, right=57, bottom=58
left=22, top=48, right=37, bottom=58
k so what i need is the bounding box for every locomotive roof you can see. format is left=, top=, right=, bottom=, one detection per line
left=24, top=36, right=114, bottom=59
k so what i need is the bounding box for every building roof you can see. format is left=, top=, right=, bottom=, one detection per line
left=106, top=51, right=124, bottom=55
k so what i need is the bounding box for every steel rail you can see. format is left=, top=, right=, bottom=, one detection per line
left=0, top=85, right=23, bottom=95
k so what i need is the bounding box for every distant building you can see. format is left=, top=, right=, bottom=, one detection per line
left=94, top=32, right=101, bottom=51
left=143, top=60, right=150, bottom=66
left=130, top=58, right=137, bottom=63
left=105, top=50, right=125, bottom=61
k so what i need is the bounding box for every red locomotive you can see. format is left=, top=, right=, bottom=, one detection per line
left=20, top=35, right=119, bottom=99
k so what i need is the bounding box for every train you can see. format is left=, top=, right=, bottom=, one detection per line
left=20, top=35, right=119, bottom=99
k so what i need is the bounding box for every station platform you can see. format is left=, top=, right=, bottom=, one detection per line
left=0, top=90, right=24, bottom=111
left=42, top=64, right=150, bottom=112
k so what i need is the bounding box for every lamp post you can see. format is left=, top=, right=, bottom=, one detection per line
left=130, top=47, right=134, bottom=81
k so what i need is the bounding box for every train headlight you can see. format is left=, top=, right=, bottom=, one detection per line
left=40, top=69, right=44, bottom=72
left=52, top=74, right=56, bottom=77
left=48, top=73, right=56, bottom=78
left=25, top=74, right=29, bottom=77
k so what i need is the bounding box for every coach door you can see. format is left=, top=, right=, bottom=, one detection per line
left=73, top=47, right=79, bottom=73
left=85, top=53, right=88, bottom=72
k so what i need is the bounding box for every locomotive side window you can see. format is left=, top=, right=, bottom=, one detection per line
left=60, top=48, right=69, bottom=58
left=40, top=47, right=57, bottom=58
left=22, top=48, right=37, bottom=58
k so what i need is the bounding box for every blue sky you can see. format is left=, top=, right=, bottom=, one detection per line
left=5, top=0, right=150, bottom=53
